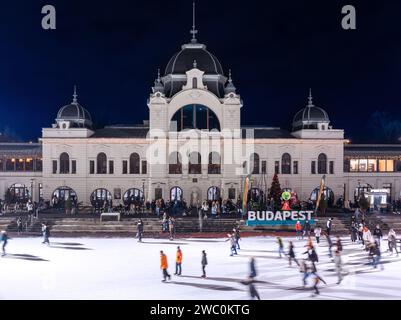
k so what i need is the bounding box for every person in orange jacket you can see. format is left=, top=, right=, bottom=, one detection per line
left=160, top=250, right=171, bottom=282
left=175, top=246, right=183, bottom=276
left=295, top=220, right=302, bottom=240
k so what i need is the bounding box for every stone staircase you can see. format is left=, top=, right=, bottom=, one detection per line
left=1, top=215, right=401, bottom=237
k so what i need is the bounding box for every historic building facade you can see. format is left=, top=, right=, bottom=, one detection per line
left=1, top=30, right=401, bottom=210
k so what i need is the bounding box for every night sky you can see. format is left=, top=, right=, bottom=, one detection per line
left=1, top=0, right=401, bottom=143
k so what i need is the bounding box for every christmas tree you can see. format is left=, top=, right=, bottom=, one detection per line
left=269, top=173, right=282, bottom=211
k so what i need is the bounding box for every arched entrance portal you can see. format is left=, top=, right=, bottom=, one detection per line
left=207, top=186, right=220, bottom=201
left=170, top=187, right=183, bottom=202
left=123, top=188, right=144, bottom=206
left=52, top=187, right=77, bottom=209
left=91, top=188, right=112, bottom=210
left=310, top=187, right=335, bottom=207
left=7, top=184, right=30, bottom=203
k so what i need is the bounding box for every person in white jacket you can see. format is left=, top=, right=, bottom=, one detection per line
left=362, top=226, right=373, bottom=249
left=314, top=227, right=322, bottom=244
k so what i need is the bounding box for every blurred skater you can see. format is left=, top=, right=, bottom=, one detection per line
left=201, top=250, right=208, bottom=278
left=1, top=231, right=8, bottom=256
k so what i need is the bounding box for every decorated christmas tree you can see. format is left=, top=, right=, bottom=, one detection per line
left=269, top=173, right=282, bottom=211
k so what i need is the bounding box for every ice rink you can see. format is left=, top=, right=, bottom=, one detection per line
left=0, top=235, right=400, bottom=300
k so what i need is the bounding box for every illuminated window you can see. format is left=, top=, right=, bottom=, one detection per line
left=368, top=159, right=377, bottom=172
left=358, top=159, right=368, bottom=172
left=350, top=159, right=358, bottom=172
left=386, top=160, right=394, bottom=172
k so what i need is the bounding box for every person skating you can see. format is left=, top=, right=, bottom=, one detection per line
left=1, top=231, right=8, bottom=257
left=303, top=219, right=311, bottom=238
left=17, top=216, right=23, bottom=235
left=334, top=250, right=343, bottom=284
left=300, top=259, right=311, bottom=287
left=350, top=222, right=358, bottom=243
left=175, top=246, right=183, bottom=276
left=310, top=262, right=327, bottom=296
left=326, top=218, right=333, bottom=236
left=137, top=219, right=144, bottom=242
left=201, top=250, right=208, bottom=278
left=314, top=226, right=321, bottom=244
left=277, top=237, right=285, bottom=258
left=388, top=229, right=399, bottom=256
left=295, top=220, right=302, bottom=240
left=41, top=223, right=50, bottom=246
left=229, top=234, right=238, bottom=256
left=325, top=233, right=333, bottom=258
left=160, top=250, right=171, bottom=282
left=288, top=241, right=299, bottom=267
left=336, top=236, right=343, bottom=253
left=372, top=241, right=384, bottom=270
left=373, top=225, right=383, bottom=247
left=234, top=227, right=241, bottom=250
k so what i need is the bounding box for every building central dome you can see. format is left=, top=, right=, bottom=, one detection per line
left=292, top=90, right=330, bottom=131
left=165, top=43, right=224, bottom=76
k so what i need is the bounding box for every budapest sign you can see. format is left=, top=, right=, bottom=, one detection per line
left=246, top=211, right=315, bottom=226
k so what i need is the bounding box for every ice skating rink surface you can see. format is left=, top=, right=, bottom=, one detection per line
left=0, top=236, right=400, bottom=300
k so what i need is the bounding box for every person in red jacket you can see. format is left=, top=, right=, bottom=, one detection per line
left=175, top=246, right=183, bottom=276
left=160, top=250, right=171, bottom=282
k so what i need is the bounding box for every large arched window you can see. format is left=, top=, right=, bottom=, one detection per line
left=129, top=153, right=140, bottom=174
left=169, top=152, right=182, bottom=174
left=281, top=153, right=291, bottom=174
left=318, top=153, right=328, bottom=174
left=170, top=104, right=221, bottom=131
left=189, top=152, right=202, bottom=174
left=208, top=152, right=221, bottom=174
left=60, top=153, right=70, bottom=174
left=250, top=153, right=260, bottom=174
left=97, top=153, right=107, bottom=174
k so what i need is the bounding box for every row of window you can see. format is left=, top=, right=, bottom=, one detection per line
left=247, top=153, right=334, bottom=175
left=0, top=158, right=43, bottom=172
left=51, top=152, right=335, bottom=175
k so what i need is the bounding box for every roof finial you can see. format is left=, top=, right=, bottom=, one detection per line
left=228, top=69, right=233, bottom=83
left=308, top=88, right=313, bottom=106
left=157, top=68, right=161, bottom=82
left=193, top=60, right=197, bottom=68
left=190, top=2, right=198, bottom=43
left=72, top=85, right=78, bottom=104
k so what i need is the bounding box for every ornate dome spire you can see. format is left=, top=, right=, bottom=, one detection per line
left=152, top=68, right=165, bottom=94
left=225, top=69, right=237, bottom=95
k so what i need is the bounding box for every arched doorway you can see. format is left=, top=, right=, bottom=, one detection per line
left=52, top=187, right=77, bottom=209
left=170, top=187, right=183, bottom=202
left=123, top=188, right=144, bottom=206
left=91, top=188, right=112, bottom=208
left=310, top=187, right=335, bottom=207
left=7, top=184, right=30, bottom=203
left=207, top=186, right=221, bottom=201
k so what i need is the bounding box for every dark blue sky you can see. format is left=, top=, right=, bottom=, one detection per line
left=1, top=0, right=401, bottom=143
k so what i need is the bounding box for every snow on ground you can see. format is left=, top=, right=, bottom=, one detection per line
left=0, top=235, right=400, bottom=300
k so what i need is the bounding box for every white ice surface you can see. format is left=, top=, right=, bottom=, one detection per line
left=0, top=236, right=400, bottom=300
